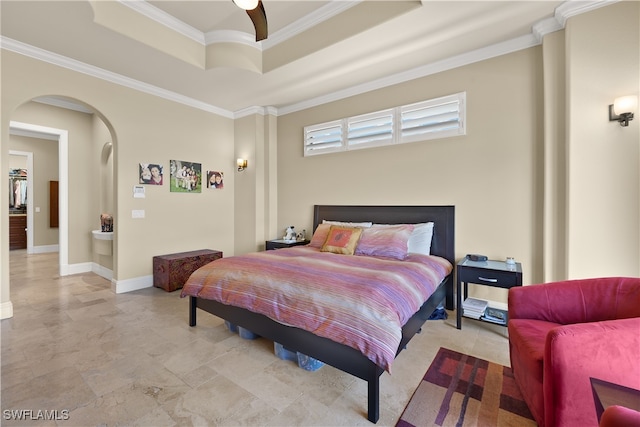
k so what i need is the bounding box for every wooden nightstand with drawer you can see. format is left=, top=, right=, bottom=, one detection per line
left=456, top=258, right=523, bottom=329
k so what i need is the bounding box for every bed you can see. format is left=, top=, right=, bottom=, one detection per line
left=182, top=205, right=455, bottom=423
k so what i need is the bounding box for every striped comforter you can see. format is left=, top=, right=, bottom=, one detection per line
left=180, top=246, right=452, bottom=371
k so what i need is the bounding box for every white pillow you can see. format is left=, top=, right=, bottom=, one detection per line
left=407, top=222, right=434, bottom=255
left=322, top=220, right=372, bottom=228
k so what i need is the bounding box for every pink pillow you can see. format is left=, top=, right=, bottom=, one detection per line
left=309, top=223, right=332, bottom=248
left=355, top=224, right=414, bottom=260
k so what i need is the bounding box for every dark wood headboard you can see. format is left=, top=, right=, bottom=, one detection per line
left=313, top=205, right=455, bottom=268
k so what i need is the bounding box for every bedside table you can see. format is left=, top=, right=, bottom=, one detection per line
left=456, top=258, right=522, bottom=329
left=265, top=239, right=310, bottom=250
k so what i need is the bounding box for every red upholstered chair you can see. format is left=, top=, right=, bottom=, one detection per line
left=507, top=277, right=640, bottom=427
left=599, top=405, right=640, bottom=427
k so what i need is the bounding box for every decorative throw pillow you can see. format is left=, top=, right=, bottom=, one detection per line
left=355, top=224, right=414, bottom=260
left=320, top=226, right=363, bottom=255
left=309, top=223, right=332, bottom=248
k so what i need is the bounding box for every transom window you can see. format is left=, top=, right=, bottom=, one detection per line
left=304, top=92, right=466, bottom=156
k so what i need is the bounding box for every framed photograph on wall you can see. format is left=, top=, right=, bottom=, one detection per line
left=169, top=160, right=202, bottom=193
left=206, top=171, right=224, bottom=189
left=139, top=163, right=164, bottom=185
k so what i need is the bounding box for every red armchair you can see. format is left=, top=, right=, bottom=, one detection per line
left=599, top=405, right=640, bottom=427
left=507, top=277, right=640, bottom=427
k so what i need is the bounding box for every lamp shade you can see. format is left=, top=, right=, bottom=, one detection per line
left=613, top=96, right=638, bottom=115
left=233, top=0, right=259, bottom=10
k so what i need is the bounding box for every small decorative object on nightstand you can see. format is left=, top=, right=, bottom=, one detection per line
left=265, top=239, right=310, bottom=250
left=456, top=257, right=523, bottom=329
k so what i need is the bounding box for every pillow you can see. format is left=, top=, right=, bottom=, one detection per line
left=322, top=220, right=372, bottom=228
left=407, top=222, right=434, bottom=255
left=320, top=226, right=363, bottom=255
left=309, top=223, right=331, bottom=248
left=355, top=224, right=414, bottom=260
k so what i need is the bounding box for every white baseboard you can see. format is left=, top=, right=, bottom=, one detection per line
left=0, top=301, right=14, bottom=319
left=91, top=263, right=113, bottom=281
left=63, top=262, right=93, bottom=276
left=112, top=275, right=153, bottom=294
left=30, top=244, right=59, bottom=254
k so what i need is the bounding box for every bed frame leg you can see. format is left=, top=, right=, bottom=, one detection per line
left=189, top=296, right=197, bottom=327
left=368, top=376, right=380, bottom=423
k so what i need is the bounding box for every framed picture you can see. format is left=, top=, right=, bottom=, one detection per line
left=139, top=163, right=164, bottom=185
left=170, top=160, right=202, bottom=193
left=206, top=171, right=224, bottom=189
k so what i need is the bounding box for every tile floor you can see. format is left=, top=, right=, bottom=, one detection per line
left=1, top=251, right=510, bottom=426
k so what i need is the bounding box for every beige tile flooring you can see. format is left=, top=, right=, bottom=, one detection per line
left=2, top=251, right=510, bottom=426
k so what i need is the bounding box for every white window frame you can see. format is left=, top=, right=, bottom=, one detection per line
left=303, top=92, right=465, bottom=157
left=303, top=120, right=345, bottom=156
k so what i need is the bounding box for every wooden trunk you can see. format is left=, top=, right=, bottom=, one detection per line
left=153, top=249, right=222, bottom=292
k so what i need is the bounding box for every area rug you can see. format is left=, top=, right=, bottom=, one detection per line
left=396, top=347, right=536, bottom=427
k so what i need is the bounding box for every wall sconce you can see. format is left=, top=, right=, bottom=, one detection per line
left=609, top=95, right=638, bottom=127
left=237, top=158, right=248, bottom=172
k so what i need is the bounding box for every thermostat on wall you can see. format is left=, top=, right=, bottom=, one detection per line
left=133, top=185, right=145, bottom=198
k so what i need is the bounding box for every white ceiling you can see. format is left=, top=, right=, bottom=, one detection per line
left=0, top=1, right=610, bottom=117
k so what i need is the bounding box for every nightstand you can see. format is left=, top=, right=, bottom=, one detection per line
left=265, top=239, right=310, bottom=250
left=456, top=258, right=522, bottom=329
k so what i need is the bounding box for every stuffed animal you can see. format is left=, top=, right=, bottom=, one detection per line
left=284, top=226, right=296, bottom=240
left=296, top=229, right=307, bottom=241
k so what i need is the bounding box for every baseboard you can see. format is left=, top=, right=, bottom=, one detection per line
left=112, top=275, right=153, bottom=294
left=62, top=262, right=93, bottom=276
left=30, top=244, right=59, bottom=254
left=91, top=263, right=113, bottom=281
left=0, top=301, right=14, bottom=319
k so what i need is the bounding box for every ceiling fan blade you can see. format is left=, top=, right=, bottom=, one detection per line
left=246, top=0, right=268, bottom=41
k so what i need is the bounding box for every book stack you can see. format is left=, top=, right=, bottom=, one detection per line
left=462, top=297, right=488, bottom=319
left=481, top=307, right=508, bottom=325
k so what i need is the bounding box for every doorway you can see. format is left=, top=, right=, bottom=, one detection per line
left=9, top=121, right=68, bottom=276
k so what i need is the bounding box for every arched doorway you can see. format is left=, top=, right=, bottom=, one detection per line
left=8, top=96, right=116, bottom=278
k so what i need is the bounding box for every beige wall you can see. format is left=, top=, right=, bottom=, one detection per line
left=9, top=133, right=60, bottom=248
left=276, top=2, right=640, bottom=298
left=278, top=48, right=544, bottom=304
left=565, top=2, right=639, bottom=278
left=233, top=113, right=278, bottom=254
left=11, top=102, right=95, bottom=259
left=1, top=49, right=235, bottom=303
left=1, top=2, right=638, bottom=318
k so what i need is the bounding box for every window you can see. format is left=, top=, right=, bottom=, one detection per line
left=304, top=120, right=343, bottom=155
left=347, top=109, right=394, bottom=150
left=304, top=92, right=465, bottom=156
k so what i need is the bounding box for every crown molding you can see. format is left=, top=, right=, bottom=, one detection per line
left=2, top=1, right=616, bottom=118
left=204, top=30, right=260, bottom=47
left=261, top=0, right=362, bottom=49
left=119, top=0, right=205, bottom=44
left=124, top=0, right=361, bottom=50
left=1, top=36, right=234, bottom=119
left=554, top=0, right=618, bottom=27
left=279, top=33, right=540, bottom=115
left=234, top=106, right=278, bottom=119
left=532, top=0, right=617, bottom=42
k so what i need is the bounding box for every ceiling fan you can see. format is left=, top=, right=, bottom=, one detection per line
left=233, top=0, right=268, bottom=42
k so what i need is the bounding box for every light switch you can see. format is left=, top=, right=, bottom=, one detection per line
left=132, top=209, right=145, bottom=219
left=35, top=207, right=41, bottom=213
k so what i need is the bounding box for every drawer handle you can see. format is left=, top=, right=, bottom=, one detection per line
left=478, top=277, right=498, bottom=283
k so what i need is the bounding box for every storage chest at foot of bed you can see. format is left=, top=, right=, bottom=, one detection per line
left=153, top=249, right=222, bottom=292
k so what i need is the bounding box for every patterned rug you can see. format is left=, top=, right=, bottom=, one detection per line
left=396, top=347, right=536, bottom=427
